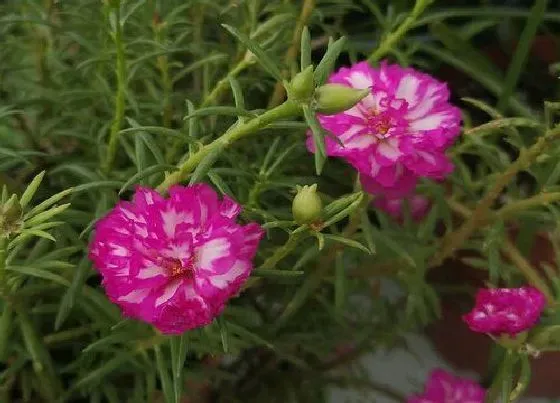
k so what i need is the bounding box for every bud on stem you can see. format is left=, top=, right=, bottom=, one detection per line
left=314, top=84, right=369, bottom=114
left=292, top=184, right=323, bottom=226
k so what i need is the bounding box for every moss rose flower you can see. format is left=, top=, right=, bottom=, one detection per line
left=307, top=61, right=461, bottom=198
left=89, top=184, right=264, bottom=334
left=462, top=286, right=546, bottom=337
left=408, top=369, right=485, bottom=403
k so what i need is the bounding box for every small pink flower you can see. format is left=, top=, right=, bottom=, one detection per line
left=88, top=184, right=264, bottom=334
left=372, top=194, right=431, bottom=222
left=408, top=369, right=485, bottom=403
left=307, top=61, right=461, bottom=194
left=462, top=286, right=546, bottom=337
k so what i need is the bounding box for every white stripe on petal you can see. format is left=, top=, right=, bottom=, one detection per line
left=377, top=140, right=401, bottom=161
left=161, top=209, right=194, bottom=238
left=155, top=280, right=182, bottom=306
left=110, top=244, right=130, bottom=257
left=118, top=288, right=151, bottom=303
left=137, top=266, right=166, bottom=279
left=196, top=238, right=230, bottom=271
left=344, top=135, right=375, bottom=151
left=209, top=260, right=249, bottom=288
left=339, top=124, right=366, bottom=142
left=410, top=112, right=447, bottom=131
left=396, top=75, right=420, bottom=105
left=348, top=72, right=372, bottom=89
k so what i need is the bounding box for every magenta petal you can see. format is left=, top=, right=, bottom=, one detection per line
left=306, top=60, right=461, bottom=196
left=463, top=286, right=547, bottom=336
left=407, top=370, right=486, bottom=403
left=88, top=184, right=264, bottom=334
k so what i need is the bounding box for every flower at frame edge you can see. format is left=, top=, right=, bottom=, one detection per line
left=306, top=61, right=461, bottom=197
left=462, top=286, right=546, bottom=337
left=88, top=184, right=264, bottom=334
left=407, top=369, right=486, bottom=403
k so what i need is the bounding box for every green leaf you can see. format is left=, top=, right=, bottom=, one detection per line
left=497, top=0, right=548, bottom=112
left=19, top=171, right=45, bottom=209
left=371, top=229, right=416, bottom=267
left=24, top=188, right=73, bottom=220
left=323, top=193, right=364, bottom=227
left=170, top=335, right=189, bottom=402
left=120, top=126, right=190, bottom=141
left=300, top=26, right=312, bottom=70
left=5, top=265, right=70, bottom=286
left=56, top=258, right=90, bottom=330
left=314, top=37, right=347, bottom=86
left=189, top=145, right=224, bottom=185
left=72, top=181, right=123, bottom=194
left=72, top=352, right=140, bottom=391
left=119, top=164, right=178, bottom=195
left=303, top=105, right=326, bottom=175
left=154, top=345, right=174, bottom=403
left=217, top=317, right=229, bottom=354
left=360, top=209, right=376, bottom=254
left=25, top=203, right=70, bottom=227
left=228, top=76, right=245, bottom=110
left=222, top=24, right=283, bottom=81
left=323, top=234, right=371, bottom=254
left=0, top=306, right=13, bottom=361
left=17, top=229, right=56, bottom=242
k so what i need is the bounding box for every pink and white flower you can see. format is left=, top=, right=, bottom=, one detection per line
left=88, top=184, right=264, bottom=334
left=307, top=61, right=461, bottom=195
left=462, top=286, right=546, bottom=337
left=408, top=369, right=486, bottom=403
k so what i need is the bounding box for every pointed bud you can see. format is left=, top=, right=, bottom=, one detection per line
left=289, top=65, right=315, bottom=101
left=0, top=194, right=22, bottom=238
left=292, top=184, right=323, bottom=225
left=314, top=84, right=369, bottom=114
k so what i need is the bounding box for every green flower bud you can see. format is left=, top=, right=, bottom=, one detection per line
left=288, top=65, right=315, bottom=101
left=292, top=184, right=323, bottom=225
left=314, top=84, right=369, bottom=115
left=0, top=194, right=22, bottom=238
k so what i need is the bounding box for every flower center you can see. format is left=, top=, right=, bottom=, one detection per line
left=363, top=96, right=409, bottom=140
left=162, top=257, right=194, bottom=278
left=366, top=109, right=393, bottom=137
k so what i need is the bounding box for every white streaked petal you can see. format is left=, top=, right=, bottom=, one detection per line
left=196, top=238, right=230, bottom=271
left=137, top=266, right=166, bottom=279
left=118, top=288, right=151, bottom=303
left=209, top=260, right=249, bottom=288
left=155, top=280, right=182, bottom=306
left=347, top=71, right=373, bottom=89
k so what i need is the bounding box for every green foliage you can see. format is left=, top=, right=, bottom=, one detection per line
left=0, top=0, right=560, bottom=402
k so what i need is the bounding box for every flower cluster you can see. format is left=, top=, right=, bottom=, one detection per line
left=407, top=369, right=486, bottom=403
left=308, top=61, right=461, bottom=219
left=89, top=184, right=264, bottom=334
left=463, top=286, right=546, bottom=337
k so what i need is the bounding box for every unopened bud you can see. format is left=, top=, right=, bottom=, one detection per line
left=292, top=184, right=323, bottom=225
left=289, top=65, right=315, bottom=101
left=0, top=194, right=22, bottom=238
left=314, top=84, right=369, bottom=114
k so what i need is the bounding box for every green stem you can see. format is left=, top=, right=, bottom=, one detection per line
left=432, top=124, right=560, bottom=267
left=367, top=0, right=433, bottom=63
left=257, top=230, right=306, bottom=271
left=496, top=192, right=560, bottom=219
left=201, top=56, right=253, bottom=108
left=497, top=0, right=548, bottom=112
left=157, top=100, right=301, bottom=192
left=501, top=238, right=554, bottom=304
left=102, top=2, right=127, bottom=174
